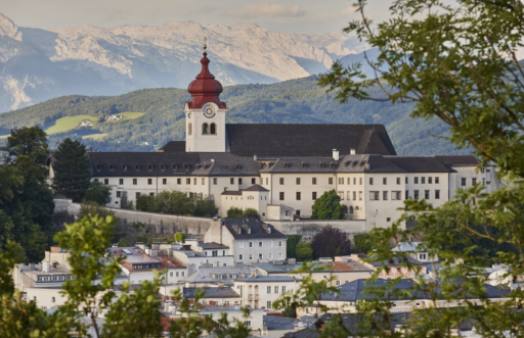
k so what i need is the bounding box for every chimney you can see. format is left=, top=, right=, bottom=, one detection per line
left=253, top=154, right=258, bottom=161
left=332, top=149, right=340, bottom=161
left=350, top=148, right=356, bottom=155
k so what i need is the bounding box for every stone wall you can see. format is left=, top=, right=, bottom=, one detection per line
left=54, top=199, right=369, bottom=238
left=53, top=199, right=214, bottom=235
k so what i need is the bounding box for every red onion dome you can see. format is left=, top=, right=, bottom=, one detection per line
left=187, top=51, right=226, bottom=109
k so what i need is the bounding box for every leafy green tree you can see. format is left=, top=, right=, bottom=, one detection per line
left=83, top=181, right=111, bottom=205
left=274, top=262, right=338, bottom=318
left=0, top=127, right=54, bottom=262
left=286, top=235, right=302, bottom=259
left=227, top=207, right=244, bottom=218
left=311, top=190, right=345, bottom=220
left=136, top=191, right=216, bottom=217
left=352, top=233, right=373, bottom=254
left=174, top=232, right=186, bottom=243
left=242, top=208, right=260, bottom=219
left=52, top=138, right=91, bottom=202
left=7, top=126, right=48, bottom=165
left=311, top=227, right=351, bottom=259
left=316, top=0, right=524, bottom=336
left=295, top=241, right=313, bottom=261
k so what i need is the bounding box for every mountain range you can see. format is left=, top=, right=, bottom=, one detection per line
left=0, top=12, right=368, bottom=112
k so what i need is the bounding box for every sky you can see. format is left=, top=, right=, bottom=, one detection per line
left=0, top=0, right=393, bottom=33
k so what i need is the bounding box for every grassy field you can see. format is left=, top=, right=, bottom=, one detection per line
left=46, top=115, right=99, bottom=135
left=120, top=112, right=145, bottom=120
left=82, top=133, right=108, bottom=141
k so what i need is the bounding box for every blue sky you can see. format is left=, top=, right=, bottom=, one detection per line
left=1, top=0, right=392, bottom=33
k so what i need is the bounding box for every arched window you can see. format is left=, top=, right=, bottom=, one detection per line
left=349, top=206, right=354, bottom=214
left=202, top=123, right=209, bottom=135
left=210, top=123, right=216, bottom=135
left=188, top=122, right=192, bottom=135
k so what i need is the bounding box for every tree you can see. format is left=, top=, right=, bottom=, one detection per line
left=286, top=235, right=302, bottom=259
left=311, top=190, right=345, bottom=220
left=295, top=241, right=313, bottom=261
left=83, top=181, right=111, bottom=205
left=136, top=191, right=217, bottom=217
left=311, top=227, right=351, bottom=259
left=352, top=233, right=373, bottom=254
left=0, top=127, right=54, bottom=262
left=174, top=232, right=186, bottom=243
left=52, top=138, right=91, bottom=202
left=227, top=208, right=244, bottom=218
left=242, top=208, right=260, bottom=219
left=317, top=0, right=524, bottom=335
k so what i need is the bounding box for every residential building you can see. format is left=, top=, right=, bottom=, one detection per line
left=204, top=218, right=287, bottom=264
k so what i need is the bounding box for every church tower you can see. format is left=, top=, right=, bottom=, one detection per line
left=185, top=46, right=227, bottom=152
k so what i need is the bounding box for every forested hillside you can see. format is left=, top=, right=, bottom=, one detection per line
left=0, top=76, right=466, bottom=155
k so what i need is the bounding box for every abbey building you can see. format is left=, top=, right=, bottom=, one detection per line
left=88, top=50, right=499, bottom=228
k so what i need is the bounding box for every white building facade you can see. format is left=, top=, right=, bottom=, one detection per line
left=80, top=50, right=501, bottom=230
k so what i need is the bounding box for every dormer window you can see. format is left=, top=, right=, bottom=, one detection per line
left=210, top=123, right=216, bottom=135
left=202, top=123, right=209, bottom=135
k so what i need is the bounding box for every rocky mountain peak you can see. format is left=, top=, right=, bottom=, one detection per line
left=0, top=13, right=22, bottom=41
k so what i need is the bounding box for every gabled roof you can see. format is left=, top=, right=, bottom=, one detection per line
left=183, top=287, right=239, bottom=299
left=88, top=152, right=260, bottom=177
left=435, top=155, right=480, bottom=167
left=225, top=124, right=397, bottom=157
left=221, top=218, right=286, bottom=240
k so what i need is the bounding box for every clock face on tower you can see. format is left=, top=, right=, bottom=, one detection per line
left=202, top=103, right=217, bottom=119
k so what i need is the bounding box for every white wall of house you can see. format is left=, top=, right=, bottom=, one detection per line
left=233, top=279, right=299, bottom=310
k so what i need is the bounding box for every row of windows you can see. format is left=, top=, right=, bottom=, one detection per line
left=238, top=252, right=283, bottom=261
left=278, top=191, right=363, bottom=201
left=369, top=176, right=441, bottom=185
left=369, top=190, right=441, bottom=201
left=245, top=241, right=283, bottom=248
left=99, top=177, right=258, bottom=186
left=168, top=270, right=185, bottom=277
left=278, top=177, right=341, bottom=185
left=266, top=285, right=286, bottom=294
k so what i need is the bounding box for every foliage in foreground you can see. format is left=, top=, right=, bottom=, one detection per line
left=0, top=214, right=252, bottom=338
left=314, top=0, right=524, bottom=336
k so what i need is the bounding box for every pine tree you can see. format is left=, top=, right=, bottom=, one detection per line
left=52, top=138, right=91, bottom=202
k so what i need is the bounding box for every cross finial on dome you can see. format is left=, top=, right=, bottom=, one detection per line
left=203, top=36, right=208, bottom=54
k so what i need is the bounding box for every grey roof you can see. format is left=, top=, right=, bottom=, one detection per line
left=221, top=190, right=242, bottom=196
left=225, top=124, right=397, bottom=157
left=222, top=218, right=286, bottom=240
left=320, top=278, right=510, bottom=302
left=199, top=242, right=229, bottom=250
left=88, top=152, right=260, bottom=177
left=243, top=184, right=269, bottom=192
left=236, top=275, right=296, bottom=283
left=259, top=156, right=339, bottom=173
left=183, top=287, right=240, bottom=299
left=337, top=154, right=455, bottom=173
left=88, top=149, right=477, bottom=178
left=435, top=155, right=480, bottom=167
left=264, top=315, right=298, bottom=330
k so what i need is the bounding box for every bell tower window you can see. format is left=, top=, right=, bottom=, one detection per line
left=202, top=123, right=209, bottom=135
left=210, top=123, right=216, bottom=135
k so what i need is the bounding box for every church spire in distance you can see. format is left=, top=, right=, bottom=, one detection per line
left=186, top=37, right=226, bottom=109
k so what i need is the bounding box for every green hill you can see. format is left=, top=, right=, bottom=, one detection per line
left=0, top=76, right=467, bottom=155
